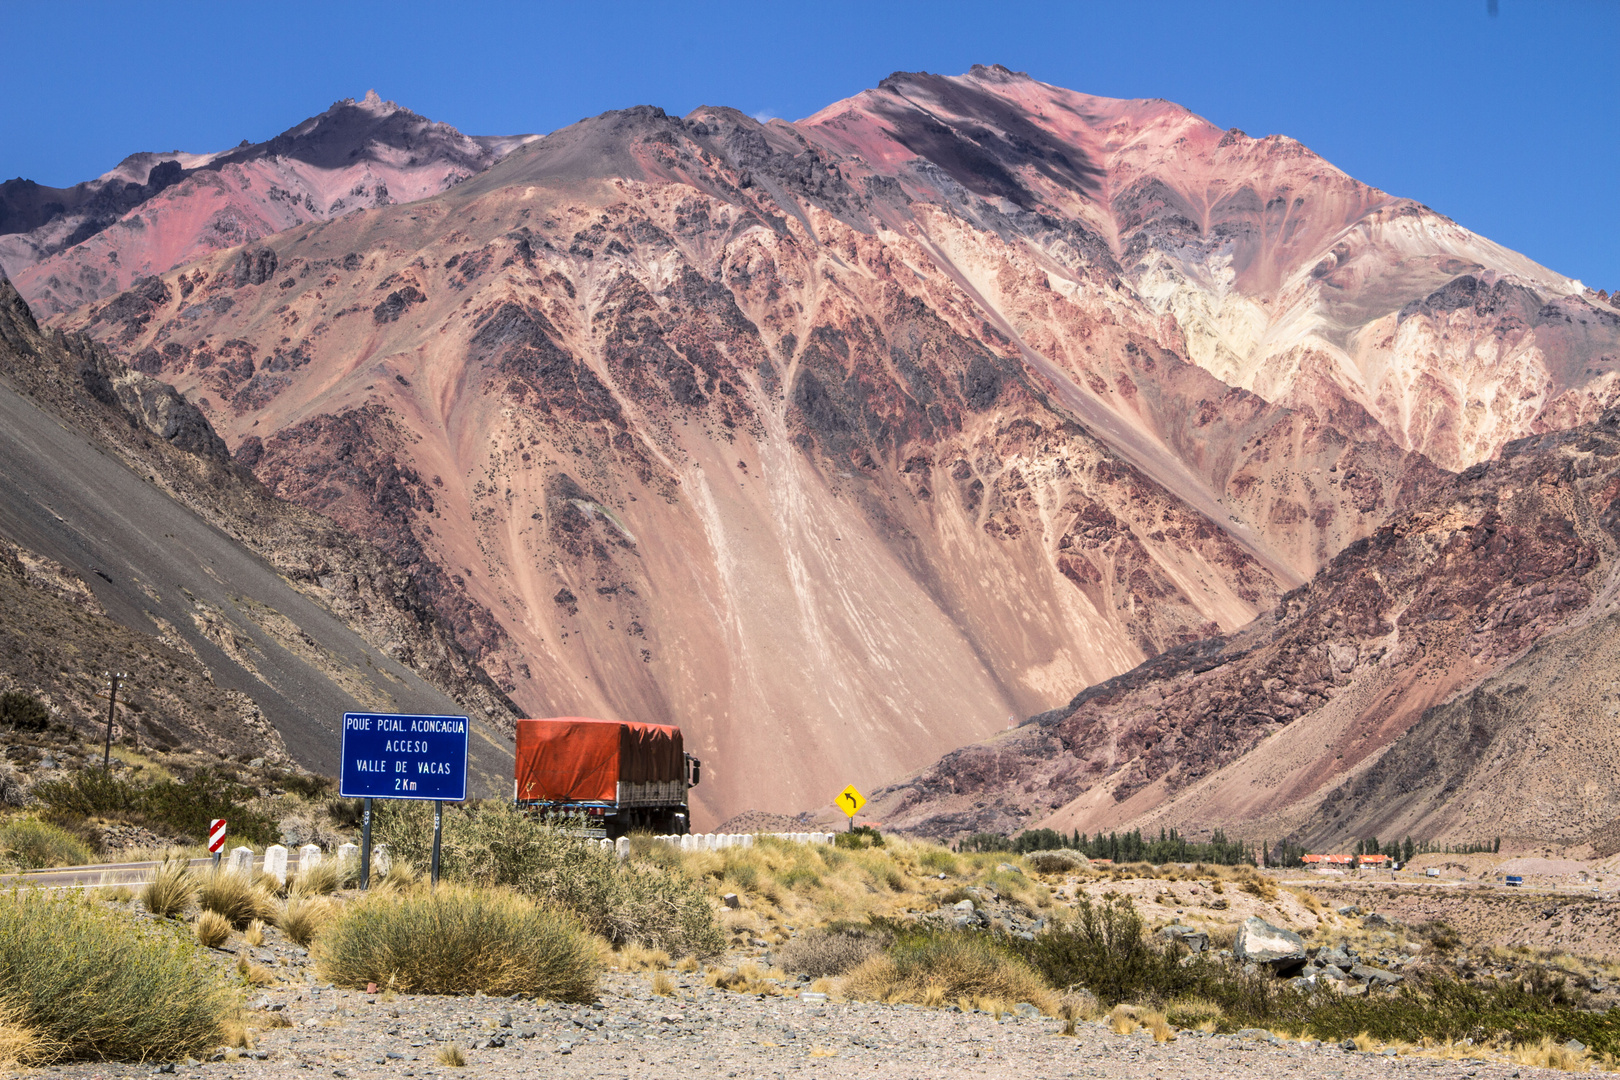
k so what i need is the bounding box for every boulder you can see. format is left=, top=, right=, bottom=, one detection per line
left=1233, top=916, right=1307, bottom=975
left=1160, top=925, right=1210, bottom=953
left=1316, top=945, right=1355, bottom=971
left=1349, top=964, right=1402, bottom=987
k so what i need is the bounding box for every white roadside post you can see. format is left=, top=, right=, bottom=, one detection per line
left=338, top=841, right=359, bottom=880
left=264, top=844, right=288, bottom=886
left=227, top=846, right=253, bottom=876
left=299, top=843, right=322, bottom=869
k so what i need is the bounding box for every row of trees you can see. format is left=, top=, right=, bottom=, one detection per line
left=958, top=826, right=1255, bottom=865
left=960, top=826, right=1503, bottom=867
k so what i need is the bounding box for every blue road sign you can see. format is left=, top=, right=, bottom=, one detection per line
left=339, top=712, right=468, bottom=801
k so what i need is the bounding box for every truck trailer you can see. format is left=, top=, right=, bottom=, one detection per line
left=514, top=717, right=700, bottom=837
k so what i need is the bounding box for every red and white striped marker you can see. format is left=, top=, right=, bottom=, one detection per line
left=208, top=818, right=227, bottom=853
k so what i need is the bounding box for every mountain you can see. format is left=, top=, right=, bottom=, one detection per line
left=0, top=272, right=516, bottom=790
left=0, top=91, right=535, bottom=316
left=867, top=409, right=1620, bottom=844
left=35, top=67, right=1620, bottom=830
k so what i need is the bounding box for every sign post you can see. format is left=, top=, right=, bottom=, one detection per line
left=837, top=784, right=866, bottom=832
left=359, top=798, right=373, bottom=890
left=431, top=800, right=444, bottom=886
left=339, top=712, right=469, bottom=890
left=208, top=818, right=227, bottom=870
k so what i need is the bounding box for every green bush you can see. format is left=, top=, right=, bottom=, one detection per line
left=1013, top=891, right=1189, bottom=1006
left=31, top=767, right=277, bottom=845
left=28, top=770, right=142, bottom=817
left=315, top=886, right=598, bottom=999
left=139, top=769, right=278, bottom=845
left=0, top=691, right=50, bottom=732
left=834, top=825, right=884, bottom=850
left=845, top=927, right=1053, bottom=1009
left=373, top=801, right=723, bottom=957
left=0, top=817, right=94, bottom=869
left=1194, top=966, right=1620, bottom=1053
left=0, top=888, right=232, bottom=1062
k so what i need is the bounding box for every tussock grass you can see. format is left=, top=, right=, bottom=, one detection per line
left=0, top=816, right=94, bottom=868
left=0, top=887, right=233, bottom=1063
left=198, top=869, right=278, bottom=928
left=435, top=1044, right=467, bottom=1067
left=315, top=885, right=598, bottom=999
left=140, top=858, right=195, bottom=918
left=290, top=858, right=341, bottom=896
left=236, top=958, right=276, bottom=987
left=1108, top=1004, right=1173, bottom=1041
left=615, top=944, right=670, bottom=971
left=244, top=918, right=266, bottom=947
left=93, top=880, right=135, bottom=903
left=1506, top=1037, right=1591, bottom=1071
left=651, top=971, right=676, bottom=996
left=280, top=894, right=333, bottom=947
left=844, top=930, right=1054, bottom=1013
left=0, top=1000, right=43, bottom=1071
left=706, top=961, right=785, bottom=995
left=194, top=910, right=231, bottom=948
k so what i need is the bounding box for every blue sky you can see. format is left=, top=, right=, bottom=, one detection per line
left=4, top=0, right=1615, bottom=286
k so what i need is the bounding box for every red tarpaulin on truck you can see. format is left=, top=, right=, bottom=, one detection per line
left=515, top=717, right=684, bottom=802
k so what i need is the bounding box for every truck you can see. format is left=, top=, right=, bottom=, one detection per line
left=513, top=716, right=700, bottom=838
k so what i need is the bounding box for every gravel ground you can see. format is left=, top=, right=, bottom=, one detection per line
left=36, top=943, right=1556, bottom=1080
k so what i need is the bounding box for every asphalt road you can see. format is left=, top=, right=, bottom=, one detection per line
left=1, top=854, right=313, bottom=890
left=0, top=375, right=514, bottom=794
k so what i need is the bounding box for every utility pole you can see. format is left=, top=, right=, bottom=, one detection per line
left=102, top=671, right=126, bottom=772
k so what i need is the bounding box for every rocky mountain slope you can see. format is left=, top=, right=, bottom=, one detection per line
left=33, top=67, right=1620, bottom=827
left=869, top=407, right=1620, bottom=844
left=0, top=274, right=517, bottom=788
left=0, top=91, right=534, bottom=316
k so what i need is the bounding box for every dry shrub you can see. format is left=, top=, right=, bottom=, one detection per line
left=1025, top=850, right=1090, bottom=874
left=244, top=919, right=266, bottom=947
left=778, top=926, right=886, bottom=978
left=676, top=955, right=700, bottom=973
left=194, top=910, right=231, bottom=948
left=198, top=870, right=278, bottom=929
left=315, top=885, right=597, bottom=999
left=616, top=944, right=670, bottom=971
left=291, top=858, right=341, bottom=897
left=0, top=888, right=232, bottom=1062
left=281, top=895, right=333, bottom=948
left=1235, top=869, right=1279, bottom=902
left=0, top=999, right=49, bottom=1070
left=140, top=859, right=196, bottom=918
left=844, top=932, right=1054, bottom=1013
left=435, top=1044, right=467, bottom=1067
left=706, top=961, right=785, bottom=995
left=651, top=971, right=676, bottom=997
left=374, top=801, right=722, bottom=957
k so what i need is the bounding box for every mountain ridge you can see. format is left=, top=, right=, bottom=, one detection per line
left=19, top=67, right=1620, bottom=832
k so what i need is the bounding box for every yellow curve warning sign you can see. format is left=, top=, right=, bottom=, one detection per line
left=837, top=784, right=866, bottom=818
